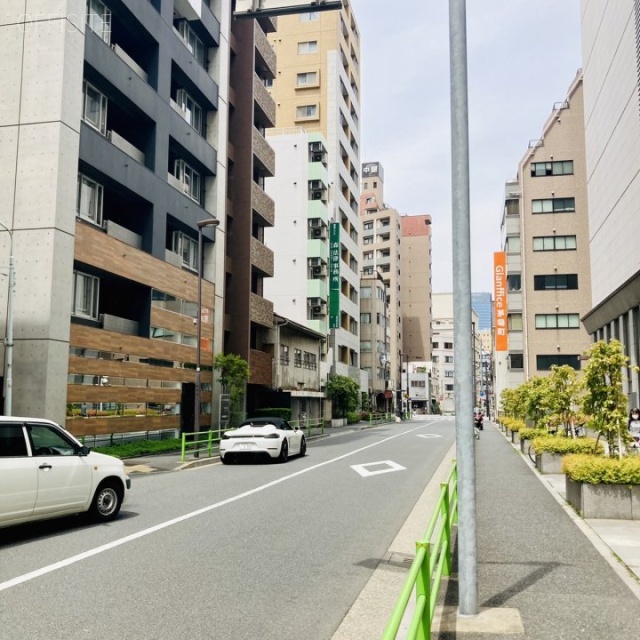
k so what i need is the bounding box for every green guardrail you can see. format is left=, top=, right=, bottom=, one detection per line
left=382, top=461, right=458, bottom=640
left=181, top=430, right=220, bottom=462
left=368, top=412, right=396, bottom=426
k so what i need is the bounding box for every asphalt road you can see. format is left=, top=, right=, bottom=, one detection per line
left=0, top=417, right=455, bottom=640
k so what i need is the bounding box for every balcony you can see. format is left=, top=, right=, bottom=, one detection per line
left=111, top=43, right=148, bottom=82
left=250, top=237, right=274, bottom=277
left=250, top=292, right=274, bottom=329
left=252, top=127, right=275, bottom=177
left=253, top=73, right=276, bottom=126
left=100, top=313, right=139, bottom=336
left=104, top=220, right=142, bottom=249
left=254, top=23, right=276, bottom=77
left=251, top=181, right=275, bottom=227
left=108, top=130, right=145, bottom=164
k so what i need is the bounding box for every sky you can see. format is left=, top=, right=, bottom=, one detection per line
left=350, top=0, right=583, bottom=294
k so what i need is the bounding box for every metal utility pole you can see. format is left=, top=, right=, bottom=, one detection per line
left=449, top=0, right=478, bottom=617
left=0, top=222, right=14, bottom=416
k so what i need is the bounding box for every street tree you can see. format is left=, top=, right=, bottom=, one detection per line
left=326, top=374, right=360, bottom=418
left=213, top=353, right=250, bottom=425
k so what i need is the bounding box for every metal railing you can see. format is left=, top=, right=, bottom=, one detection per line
left=382, top=461, right=458, bottom=640
left=368, top=412, right=396, bottom=426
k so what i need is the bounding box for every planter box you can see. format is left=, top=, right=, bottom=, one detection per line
left=511, top=430, right=520, bottom=445
left=520, top=438, right=530, bottom=454
left=535, top=451, right=564, bottom=474
left=566, top=478, right=640, bottom=519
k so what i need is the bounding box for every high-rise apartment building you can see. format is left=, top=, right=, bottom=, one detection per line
left=225, top=11, right=279, bottom=412
left=471, top=292, right=493, bottom=332
left=495, top=72, right=592, bottom=403
left=401, top=215, right=433, bottom=364
left=0, top=2, right=229, bottom=435
left=268, top=2, right=362, bottom=381
left=360, top=163, right=403, bottom=392
left=580, top=2, right=640, bottom=407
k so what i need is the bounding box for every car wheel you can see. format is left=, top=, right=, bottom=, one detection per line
left=299, top=436, right=306, bottom=457
left=220, top=454, right=229, bottom=464
left=89, top=481, right=123, bottom=522
left=278, top=439, right=289, bottom=463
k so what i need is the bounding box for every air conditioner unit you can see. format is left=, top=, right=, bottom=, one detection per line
left=312, top=266, right=322, bottom=275
left=310, top=180, right=323, bottom=190
left=312, top=190, right=324, bottom=200
left=310, top=142, right=323, bottom=152
left=313, top=227, right=327, bottom=238
left=312, top=305, right=325, bottom=314
left=312, top=153, right=323, bottom=162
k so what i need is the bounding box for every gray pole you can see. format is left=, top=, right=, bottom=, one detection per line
left=5, top=255, right=14, bottom=416
left=449, top=0, right=478, bottom=616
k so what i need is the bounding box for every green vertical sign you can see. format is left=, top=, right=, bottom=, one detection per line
left=329, top=223, right=341, bottom=329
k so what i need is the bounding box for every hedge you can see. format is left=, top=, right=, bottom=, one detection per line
left=519, top=427, right=547, bottom=441
left=531, top=435, right=603, bottom=456
left=562, top=453, right=640, bottom=484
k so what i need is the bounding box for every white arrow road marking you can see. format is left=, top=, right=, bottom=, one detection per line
left=416, top=434, right=443, bottom=439
left=351, top=460, right=406, bottom=477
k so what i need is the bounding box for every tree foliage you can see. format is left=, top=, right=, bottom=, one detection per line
left=545, top=365, right=581, bottom=434
left=326, top=374, right=360, bottom=418
left=580, top=339, right=630, bottom=458
left=213, top=353, right=250, bottom=424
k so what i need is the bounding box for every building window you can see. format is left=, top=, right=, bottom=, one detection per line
left=537, top=354, right=581, bottom=370
left=298, top=40, right=318, bottom=54
left=294, top=349, right=303, bottom=367
left=279, top=344, right=289, bottom=365
left=176, top=89, right=203, bottom=134
left=534, top=274, right=578, bottom=290
left=444, top=370, right=454, bottom=378
left=535, top=313, right=580, bottom=329
left=444, top=356, right=454, bottom=363
left=360, top=313, right=371, bottom=324
left=445, top=384, right=454, bottom=392
left=432, top=342, right=439, bottom=349
left=296, top=72, right=318, bottom=86
left=444, top=342, right=453, bottom=349
left=432, top=355, right=439, bottom=363
left=72, top=271, right=99, bottom=320
left=86, top=0, right=111, bottom=44
left=77, top=174, right=104, bottom=226
left=173, top=159, right=201, bottom=203
left=508, top=313, right=523, bottom=330
left=532, top=197, right=576, bottom=213
left=82, top=80, right=108, bottom=135
left=530, top=160, right=573, bottom=177
left=533, top=235, right=577, bottom=251
left=509, top=353, right=524, bottom=370
left=505, top=236, right=521, bottom=254
left=176, top=20, right=205, bottom=66
left=300, top=11, right=319, bottom=22
left=361, top=341, right=372, bottom=352
left=507, top=274, right=521, bottom=291
left=172, top=231, right=198, bottom=271
left=363, top=221, right=373, bottom=230
left=361, top=286, right=372, bottom=298
left=296, top=104, right=318, bottom=120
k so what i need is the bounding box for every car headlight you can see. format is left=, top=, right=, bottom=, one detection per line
left=221, top=433, right=231, bottom=440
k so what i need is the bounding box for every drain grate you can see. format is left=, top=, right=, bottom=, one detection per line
left=387, top=552, right=416, bottom=569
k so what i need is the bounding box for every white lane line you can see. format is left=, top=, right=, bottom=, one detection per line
left=0, top=423, right=432, bottom=593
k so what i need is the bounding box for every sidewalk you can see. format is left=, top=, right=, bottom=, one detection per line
left=334, top=422, right=640, bottom=639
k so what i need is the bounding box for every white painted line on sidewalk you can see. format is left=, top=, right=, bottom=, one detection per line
left=416, top=434, right=443, bottom=439
left=351, top=460, right=406, bottom=477
left=0, top=423, right=432, bottom=594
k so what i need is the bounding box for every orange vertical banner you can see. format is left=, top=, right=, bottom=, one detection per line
left=494, top=252, right=508, bottom=351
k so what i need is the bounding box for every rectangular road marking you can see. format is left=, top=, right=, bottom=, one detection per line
left=351, top=460, right=406, bottom=477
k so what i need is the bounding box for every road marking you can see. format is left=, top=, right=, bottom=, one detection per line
left=351, top=460, right=406, bottom=477
left=416, top=434, right=443, bottom=439
left=0, top=423, right=434, bottom=593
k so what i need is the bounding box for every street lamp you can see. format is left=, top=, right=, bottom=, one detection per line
left=0, top=222, right=14, bottom=416
left=194, top=218, right=220, bottom=450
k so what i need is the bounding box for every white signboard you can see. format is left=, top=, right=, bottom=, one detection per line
left=234, top=0, right=343, bottom=18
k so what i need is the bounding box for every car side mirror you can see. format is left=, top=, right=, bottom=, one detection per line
left=79, top=445, right=91, bottom=456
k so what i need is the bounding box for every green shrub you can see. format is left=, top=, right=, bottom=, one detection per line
left=500, top=417, right=525, bottom=432
left=519, top=427, right=547, bottom=441
left=255, top=408, right=292, bottom=420
left=93, top=438, right=182, bottom=458
left=346, top=411, right=361, bottom=424
left=563, top=453, right=640, bottom=484
left=531, top=435, right=603, bottom=455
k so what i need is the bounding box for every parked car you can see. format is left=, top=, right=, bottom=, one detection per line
left=219, top=417, right=306, bottom=464
left=0, top=417, right=131, bottom=529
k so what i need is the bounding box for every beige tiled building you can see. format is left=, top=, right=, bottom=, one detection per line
left=267, top=2, right=362, bottom=381
left=496, top=72, right=592, bottom=403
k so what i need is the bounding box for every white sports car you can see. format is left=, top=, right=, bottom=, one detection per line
left=219, top=417, right=306, bottom=464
